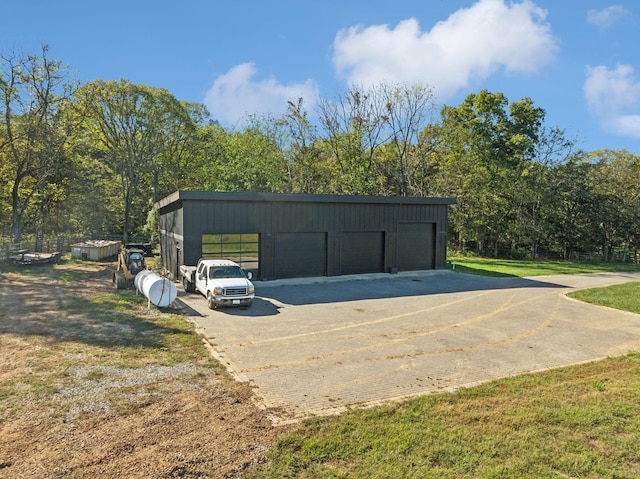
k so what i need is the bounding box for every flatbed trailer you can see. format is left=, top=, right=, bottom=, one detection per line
left=13, top=251, right=61, bottom=266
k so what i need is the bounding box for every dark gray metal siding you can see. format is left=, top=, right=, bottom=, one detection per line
left=156, top=191, right=455, bottom=281
left=340, top=231, right=385, bottom=275
left=275, top=232, right=327, bottom=278
left=158, top=200, right=184, bottom=278
left=397, top=222, right=436, bottom=271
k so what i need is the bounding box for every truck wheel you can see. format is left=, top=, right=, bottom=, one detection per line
left=183, top=277, right=193, bottom=293
left=207, top=292, right=216, bottom=310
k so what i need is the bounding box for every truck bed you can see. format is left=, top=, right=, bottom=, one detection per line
left=179, top=265, right=197, bottom=280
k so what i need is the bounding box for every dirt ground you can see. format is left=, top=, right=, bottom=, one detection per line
left=0, top=261, right=292, bottom=478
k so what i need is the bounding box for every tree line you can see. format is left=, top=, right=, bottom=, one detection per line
left=2, top=47, right=639, bottom=261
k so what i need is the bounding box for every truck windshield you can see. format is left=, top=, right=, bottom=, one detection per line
left=209, top=267, right=244, bottom=279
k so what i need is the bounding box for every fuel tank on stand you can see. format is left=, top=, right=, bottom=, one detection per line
left=134, top=270, right=177, bottom=307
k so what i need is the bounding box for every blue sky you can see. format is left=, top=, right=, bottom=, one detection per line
left=2, top=0, right=639, bottom=154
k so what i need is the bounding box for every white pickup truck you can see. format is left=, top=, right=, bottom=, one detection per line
left=179, top=259, right=255, bottom=309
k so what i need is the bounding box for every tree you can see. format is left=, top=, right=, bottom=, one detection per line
left=0, top=46, right=76, bottom=243
left=588, top=150, right=640, bottom=262
left=281, top=98, right=333, bottom=194
left=377, top=83, right=436, bottom=196
left=544, top=155, right=603, bottom=260
left=316, top=84, right=389, bottom=194
left=75, top=80, right=197, bottom=243
left=222, top=115, right=288, bottom=193
left=190, top=122, right=232, bottom=191
left=147, top=100, right=208, bottom=203
left=438, top=90, right=546, bottom=254
left=313, top=82, right=437, bottom=196
left=516, top=126, right=575, bottom=258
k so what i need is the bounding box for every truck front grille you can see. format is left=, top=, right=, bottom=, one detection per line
left=224, top=287, right=248, bottom=296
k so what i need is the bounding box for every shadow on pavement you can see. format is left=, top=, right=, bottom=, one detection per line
left=254, top=271, right=566, bottom=307
left=173, top=296, right=281, bottom=318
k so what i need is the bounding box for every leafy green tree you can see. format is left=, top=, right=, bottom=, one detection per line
left=74, top=79, right=197, bottom=243
left=0, top=46, right=77, bottom=243
left=64, top=151, right=118, bottom=238
left=188, top=118, right=289, bottom=194
left=544, top=155, right=597, bottom=259
left=439, top=90, right=546, bottom=254
left=588, top=150, right=640, bottom=262
left=378, top=83, right=436, bottom=196
left=316, top=85, right=389, bottom=194
left=511, top=126, right=575, bottom=258
left=147, top=100, right=208, bottom=202
left=308, top=82, right=438, bottom=196
left=281, top=98, right=333, bottom=194
left=412, top=123, right=447, bottom=197
left=189, top=122, right=231, bottom=191
left=222, top=116, right=289, bottom=192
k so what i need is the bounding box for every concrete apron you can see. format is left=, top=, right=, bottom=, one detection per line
left=174, top=270, right=640, bottom=423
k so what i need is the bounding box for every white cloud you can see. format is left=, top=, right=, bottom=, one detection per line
left=587, top=5, right=628, bottom=29
left=332, top=0, right=557, bottom=100
left=204, top=63, right=319, bottom=126
left=584, top=64, right=640, bottom=139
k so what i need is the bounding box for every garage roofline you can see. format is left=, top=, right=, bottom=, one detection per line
left=155, top=190, right=457, bottom=211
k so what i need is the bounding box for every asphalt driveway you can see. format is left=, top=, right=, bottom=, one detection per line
left=174, top=270, right=640, bottom=422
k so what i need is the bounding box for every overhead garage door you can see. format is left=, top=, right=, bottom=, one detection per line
left=397, top=222, right=435, bottom=271
left=275, top=232, right=327, bottom=278
left=341, top=231, right=385, bottom=275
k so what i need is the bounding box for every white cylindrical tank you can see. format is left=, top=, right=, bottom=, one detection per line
left=134, top=270, right=177, bottom=307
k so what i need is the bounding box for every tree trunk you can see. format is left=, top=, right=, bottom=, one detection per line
left=11, top=182, right=22, bottom=244
left=123, top=198, right=130, bottom=245
left=530, top=238, right=537, bottom=259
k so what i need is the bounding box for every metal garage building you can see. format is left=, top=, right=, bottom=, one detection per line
left=155, top=190, right=456, bottom=281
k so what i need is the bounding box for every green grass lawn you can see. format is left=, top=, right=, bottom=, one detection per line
left=250, top=355, right=640, bottom=478
left=248, top=258, right=640, bottom=479
left=447, top=256, right=640, bottom=277
left=568, top=281, right=640, bottom=314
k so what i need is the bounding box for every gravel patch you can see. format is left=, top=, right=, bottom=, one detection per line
left=52, top=363, right=217, bottom=420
